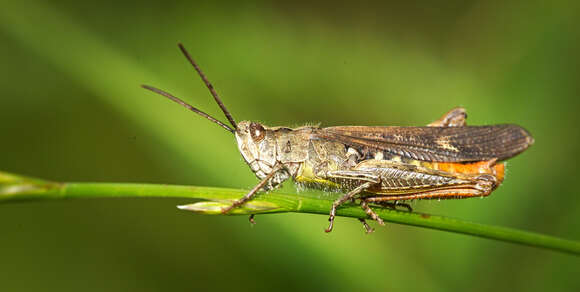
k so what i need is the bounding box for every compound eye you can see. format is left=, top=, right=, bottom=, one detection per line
left=249, top=122, right=266, bottom=142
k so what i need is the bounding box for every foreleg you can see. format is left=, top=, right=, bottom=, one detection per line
left=221, top=165, right=284, bottom=214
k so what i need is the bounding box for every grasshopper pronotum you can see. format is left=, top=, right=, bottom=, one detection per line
left=143, top=44, right=534, bottom=233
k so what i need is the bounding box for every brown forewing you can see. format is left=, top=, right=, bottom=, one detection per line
left=314, top=125, right=533, bottom=162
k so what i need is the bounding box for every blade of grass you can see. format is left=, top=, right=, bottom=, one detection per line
left=2, top=170, right=578, bottom=256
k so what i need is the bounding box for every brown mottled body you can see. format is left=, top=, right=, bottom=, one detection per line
left=143, top=45, right=534, bottom=233
left=232, top=107, right=533, bottom=232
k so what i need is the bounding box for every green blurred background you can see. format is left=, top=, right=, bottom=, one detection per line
left=1, top=0, right=579, bottom=291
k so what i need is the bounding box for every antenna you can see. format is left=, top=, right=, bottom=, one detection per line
left=178, top=43, right=237, bottom=130
left=141, top=85, right=235, bottom=133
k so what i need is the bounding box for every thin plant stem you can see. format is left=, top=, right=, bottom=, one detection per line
left=1, top=170, right=579, bottom=256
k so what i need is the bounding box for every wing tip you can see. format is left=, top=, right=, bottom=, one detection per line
left=499, top=125, right=534, bottom=160
left=516, top=125, right=534, bottom=148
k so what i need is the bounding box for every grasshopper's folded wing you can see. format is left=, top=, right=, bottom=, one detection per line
left=315, top=125, right=533, bottom=162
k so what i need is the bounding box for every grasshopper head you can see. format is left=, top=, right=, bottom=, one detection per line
left=142, top=45, right=281, bottom=180
left=235, top=121, right=278, bottom=179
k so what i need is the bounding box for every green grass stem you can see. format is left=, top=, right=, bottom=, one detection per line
left=1, top=170, right=578, bottom=256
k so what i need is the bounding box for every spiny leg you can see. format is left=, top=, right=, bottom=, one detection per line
left=364, top=186, right=493, bottom=203
left=352, top=197, right=376, bottom=233
left=428, top=107, right=467, bottom=127
left=325, top=182, right=374, bottom=233
left=360, top=199, right=384, bottom=226
left=221, top=165, right=282, bottom=214
left=358, top=175, right=496, bottom=224
left=358, top=199, right=413, bottom=232
left=322, top=170, right=379, bottom=233
left=358, top=218, right=374, bottom=234
left=374, top=201, right=413, bottom=212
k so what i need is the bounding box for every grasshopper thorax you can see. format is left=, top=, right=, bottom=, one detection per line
left=235, top=121, right=278, bottom=179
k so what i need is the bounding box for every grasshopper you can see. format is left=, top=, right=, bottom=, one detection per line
left=142, top=44, right=534, bottom=233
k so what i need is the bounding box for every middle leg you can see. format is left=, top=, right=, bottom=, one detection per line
left=325, top=181, right=374, bottom=233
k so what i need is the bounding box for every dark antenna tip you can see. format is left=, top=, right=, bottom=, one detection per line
left=177, top=43, right=238, bottom=130
left=141, top=84, right=235, bottom=134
